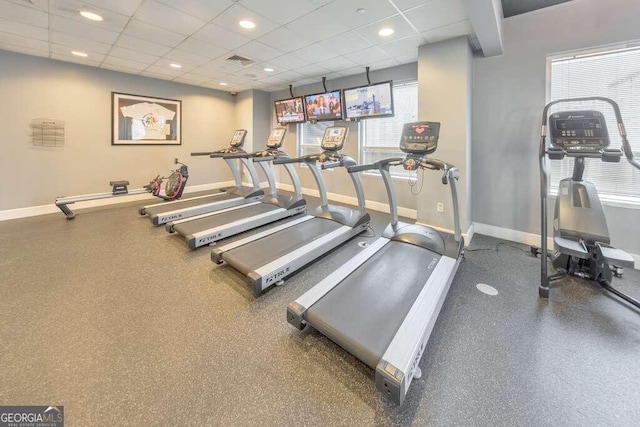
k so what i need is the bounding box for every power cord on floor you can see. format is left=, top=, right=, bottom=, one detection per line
left=465, top=242, right=531, bottom=254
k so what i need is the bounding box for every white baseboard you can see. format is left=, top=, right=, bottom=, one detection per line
left=0, top=181, right=234, bottom=222
left=472, top=222, right=640, bottom=270
left=415, top=221, right=474, bottom=245
left=277, top=183, right=418, bottom=219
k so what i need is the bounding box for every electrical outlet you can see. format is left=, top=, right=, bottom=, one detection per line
left=437, top=202, right=444, bottom=213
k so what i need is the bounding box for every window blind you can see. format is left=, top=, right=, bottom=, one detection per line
left=360, top=81, right=418, bottom=178
left=297, top=121, right=334, bottom=157
left=549, top=47, right=640, bottom=198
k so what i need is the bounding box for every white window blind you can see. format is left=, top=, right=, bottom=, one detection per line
left=549, top=47, right=640, bottom=199
left=359, top=81, right=418, bottom=178
left=297, top=121, right=334, bottom=157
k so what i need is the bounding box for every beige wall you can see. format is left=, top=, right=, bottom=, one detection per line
left=417, top=37, right=472, bottom=231
left=0, top=50, right=237, bottom=211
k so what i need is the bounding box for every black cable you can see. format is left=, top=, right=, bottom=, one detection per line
left=408, top=169, right=425, bottom=195
left=465, top=242, right=531, bottom=254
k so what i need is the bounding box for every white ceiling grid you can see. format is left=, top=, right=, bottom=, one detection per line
left=0, top=0, right=473, bottom=92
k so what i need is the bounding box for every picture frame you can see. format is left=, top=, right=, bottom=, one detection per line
left=112, top=92, right=182, bottom=145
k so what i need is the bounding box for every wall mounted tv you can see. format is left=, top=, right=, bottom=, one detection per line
left=343, top=80, right=394, bottom=120
left=274, top=97, right=306, bottom=124
left=303, top=90, right=343, bottom=122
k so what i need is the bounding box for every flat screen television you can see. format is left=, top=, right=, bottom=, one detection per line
left=274, top=97, right=306, bottom=124
left=303, top=90, right=343, bottom=122
left=343, top=80, right=394, bottom=120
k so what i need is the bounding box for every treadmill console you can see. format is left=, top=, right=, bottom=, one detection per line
left=549, top=110, right=610, bottom=149
left=321, top=126, right=348, bottom=151
left=230, top=129, right=248, bottom=147
left=399, top=121, right=440, bottom=154
left=266, top=127, right=287, bottom=148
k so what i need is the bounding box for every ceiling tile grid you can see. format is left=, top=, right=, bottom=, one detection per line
left=0, top=0, right=478, bottom=92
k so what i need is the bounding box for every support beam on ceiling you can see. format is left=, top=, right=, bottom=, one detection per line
left=461, top=0, right=504, bottom=57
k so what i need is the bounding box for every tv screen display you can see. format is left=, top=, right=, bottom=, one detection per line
left=343, top=81, right=394, bottom=120
left=304, top=90, right=342, bottom=122
left=274, top=97, right=306, bottom=124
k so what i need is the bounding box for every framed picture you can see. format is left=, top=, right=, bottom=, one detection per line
left=112, top=92, right=181, bottom=145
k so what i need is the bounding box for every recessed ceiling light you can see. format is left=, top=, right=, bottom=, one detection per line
left=239, top=20, right=255, bottom=29
left=79, top=11, right=103, bottom=21
left=356, top=8, right=366, bottom=14
left=264, top=68, right=274, bottom=72
left=169, top=63, right=182, bottom=69
left=71, top=51, right=88, bottom=57
left=378, top=28, right=394, bottom=37
left=220, top=82, right=228, bottom=86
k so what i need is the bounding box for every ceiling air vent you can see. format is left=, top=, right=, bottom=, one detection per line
left=226, top=55, right=254, bottom=67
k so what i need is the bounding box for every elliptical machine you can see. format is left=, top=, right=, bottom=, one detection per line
left=536, top=96, right=640, bottom=309
left=55, top=158, right=188, bottom=219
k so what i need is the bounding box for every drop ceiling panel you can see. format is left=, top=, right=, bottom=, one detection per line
left=0, top=31, right=48, bottom=50
left=136, top=0, right=207, bottom=36
left=315, top=31, right=372, bottom=57
left=238, top=0, right=319, bottom=25
left=258, top=27, right=314, bottom=53
left=81, top=0, right=142, bottom=16
left=234, top=40, right=283, bottom=62
left=193, top=23, right=251, bottom=50
left=272, top=69, right=306, bottom=82
left=294, top=63, right=331, bottom=78
left=51, top=31, right=112, bottom=54
left=323, top=0, right=399, bottom=29
left=292, top=42, right=341, bottom=64
left=101, top=63, right=145, bottom=74
left=51, top=15, right=120, bottom=44
left=422, top=19, right=472, bottom=43
left=175, top=38, right=229, bottom=59
left=378, top=35, right=423, bottom=58
left=317, top=55, right=358, bottom=73
left=267, top=53, right=308, bottom=71
left=284, top=8, right=352, bottom=43
left=391, top=0, right=425, bottom=11
left=356, top=13, right=417, bottom=44
left=155, top=0, right=234, bottom=22
left=102, top=56, right=149, bottom=71
left=0, top=1, right=48, bottom=27
left=347, top=46, right=391, bottom=65
left=50, top=43, right=105, bottom=61
left=51, top=52, right=101, bottom=66
left=0, top=42, right=48, bottom=57
left=212, top=4, right=279, bottom=39
left=153, top=58, right=198, bottom=74
left=405, top=0, right=467, bottom=32
left=108, top=46, right=159, bottom=64
left=50, top=0, right=130, bottom=33
left=173, top=73, right=211, bottom=85
left=123, top=20, right=187, bottom=47
left=0, top=19, right=48, bottom=40
left=115, top=35, right=173, bottom=57
left=144, top=63, right=187, bottom=77
left=162, top=48, right=212, bottom=67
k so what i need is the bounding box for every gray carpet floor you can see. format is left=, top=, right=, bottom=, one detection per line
left=0, top=195, right=639, bottom=426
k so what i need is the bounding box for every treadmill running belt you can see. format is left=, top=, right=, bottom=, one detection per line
left=305, top=241, right=440, bottom=368
left=223, top=218, right=342, bottom=275
left=173, top=203, right=278, bottom=236
left=145, top=192, right=237, bottom=216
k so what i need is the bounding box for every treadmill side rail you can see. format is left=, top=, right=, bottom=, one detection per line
left=288, top=237, right=390, bottom=327
left=375, top=255, right=461, bottom=406
left=212, top=215, right=315, bottom=263
left=252, top=224, right=368, bottom=295
left=151, top=195, right=259, bottom=225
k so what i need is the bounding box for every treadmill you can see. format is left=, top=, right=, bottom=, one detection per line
left=212, top=125, right=370, bottom=295
left=166, top=128, right=307, bottom=250
left=138, top=129, right=264, bottom=226
left=287, top=121, right=464, bottom=406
